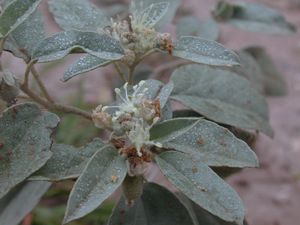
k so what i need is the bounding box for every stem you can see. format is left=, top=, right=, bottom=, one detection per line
left=0, top=38, right=5, bottom=72
left=20, top=83, right=92, bottom=120
left=114, top=62, right=127, bottom=82
left=127, top=64, right=136, bottom=85
left=31, top=66, right=54, bottom=103
left=23, top=60, right=36, bottom=87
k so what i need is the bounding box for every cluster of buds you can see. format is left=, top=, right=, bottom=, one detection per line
left=102, top=2, right=174, bottom=62
left=92, top=81, right=162, bottom=176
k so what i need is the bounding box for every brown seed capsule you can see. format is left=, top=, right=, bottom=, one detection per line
left=121, top=175, right=144, bottom=206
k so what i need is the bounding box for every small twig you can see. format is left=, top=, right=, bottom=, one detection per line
left=31, top=66, right=54, bottom=103
left=20, top=84, right=92, bottom=120
left=114, top=62, right=127, bottom=82
left=127, top=64, right=137, bottom=85
left=23, top=60, right=36, bottom=87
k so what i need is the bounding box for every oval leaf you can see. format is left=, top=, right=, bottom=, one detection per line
left=231, top=50, right=265, bottom=94
left=213, top=1, right=296, bottom=34
left=150, top=118, right=258, bottom=168
left=176, top=17, right=219, bottom=41
left=0, top=181, right=51, bottom=225
left=139, top=2, right=170, bottom=28
left=63, top=55, right=111, bottom=81
left=0, top=0, right=42, bottom=37
left=171, top=64, right=273, bottom=136
left=156, top=151, right=245, bottom=224
left=4, top=11, right=45, bottom=61
left=32, top=30, right=125, bottom=63
left=48, top=0, right=109, bottom=31
left=108, top=182, right=194, bottom=225
left=245, top=46, right=287, bottom=96
left=130, top=0, right=180, bottom=30
left=0, top=103, right=59, bottom=198
left=31, top=139, right=105, bottom=181
left=173, top=36, right=240, bottom=66
left=63, top=145, right=127, bottom=224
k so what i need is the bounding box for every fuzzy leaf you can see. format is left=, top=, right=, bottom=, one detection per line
left=108, top=182, right=194, bottom=225
left=231, top=50, right=265, bottom=94
left=245, top=47, right=287, bottom=96
left=0, top=0, right=42, bottom=37
left=130, top=0, right=180, bottom=30
left=63, top=145, right=127, bottom=224
left=0, top=181, right=51, bottom=225
left=171, top=64, right=273, bottom=136
left=63, top=55, right=111, bottom=81
left=4, top=11, right=45, bottom=61
left=48, top=0, right=109, bottom=31
left=0, top=103, right=59, bottom=198
left=31, top=139, right=105, bottom=181
left=176, top=17, right=219, bottom=41
left=140, top=2, right=170, bottom=28
left=151, top=118, right=258, bottom=168
left=173, top=36, right=240, bottom=66
left=213, top=1, right=296, bottom=34
left=156, top=151, right=245, bottom=224
left=32, top=30, right=125, bottom=63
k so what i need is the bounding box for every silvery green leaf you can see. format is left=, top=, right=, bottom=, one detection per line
left=176, top=193, right=241, bottom=225
left=0, top=0, right=42, bottom=37
left=4, top=11, right=45, bottom=61
left=108, top=182, right=194, bottom=225
left=151, top=118, right=258, bottom=168
left=63, top=55, right=111, bottom=81
left=176, top=17, right=220, bottom=41
left=63, top=145, right=127, bottom=224
left=140, top=2, right=170, bottom=28
left=0, top=70, right=19, bottom=105
left=156, top=151, right=245, bottom=225
left=0, top=181, right=50, bottom=225
left=213, top=1, right=296, bottom=34
left=130, top=0, right=180, bottom=30
left=171, top=64, right=273, bottom=136
left=231, top=50, right=265, bottom=94
left=48, top=0, right=109, bottom=32
left=245, top=46, right=287, bottom=96
left=32, top=30, right=125, bottom=63
left=173, top=36, right=240, bottom=66
left=159, top=81, right=173, bottom=108
left=0, top=103, right=59, bottom=198
left=31, top=139, right=105, bottom=181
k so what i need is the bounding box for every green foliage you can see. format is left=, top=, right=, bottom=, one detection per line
left=172, top=36, right=240, bottom=66
left=171, top=64, right=273, bottom=136
left=176, top=17, right=220, bottom=41
left=0, top=0, right=294, bottom=224
left=108, top=182, right=194, bottom=225
left=156, top=151, right=244, bottom=224
left=48, top=0, right=109, bottom=32
left=150, top=118, right=258, bottom=168
left=63, top=145, right=127, bottom=224
left=0, top=103, right=59, bottom=198
left=0, top=0, right=42, bottom=38
left=0, top=181, right=51, bottom=225
left=213, top=0, right=296, bottom=34
left=32, top=30, right=125, bottom=63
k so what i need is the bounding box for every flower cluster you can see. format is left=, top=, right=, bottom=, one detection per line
left=92, top=81, right=162, bottom=175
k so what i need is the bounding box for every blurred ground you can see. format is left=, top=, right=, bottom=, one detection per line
left=2, top=0, right=300, bottom=225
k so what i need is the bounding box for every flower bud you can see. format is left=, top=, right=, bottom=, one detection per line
left=121, top=175, right=144, bottom=206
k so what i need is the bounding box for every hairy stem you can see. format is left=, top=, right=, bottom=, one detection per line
left=114, top=62, right=127, bottom=82
left=31, top=66, right=54, bottom=103
left=20, top=83, right=92, bottom=120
